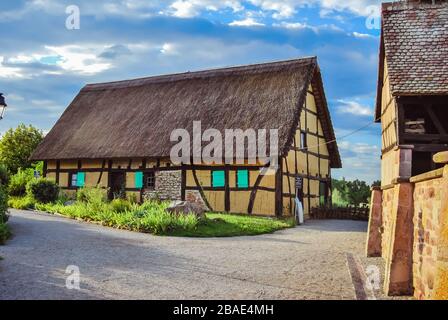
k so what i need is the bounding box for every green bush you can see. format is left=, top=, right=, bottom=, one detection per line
left=76, top=187, right=107, bottom=205
left=0, top=186, right=8, bottom=223
left=0, top=164, right=9, bottom=186
left=8, top=196, right=35, bottom=210
left=26, top=178, right=59, bottom=204
left=110, top=198, right=132, bottom=213
left=0, top=223, right=11, bottom=245
left=8, top=168, right=35, bottom=197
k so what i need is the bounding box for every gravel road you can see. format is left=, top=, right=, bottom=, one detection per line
left=0, top=209, right=390, bottom=300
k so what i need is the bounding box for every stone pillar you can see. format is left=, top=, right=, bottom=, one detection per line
left=366, top=187, right=383, bottom=257
left=433, top=153, right=448, bottom=299
left=383, top=182, right=414, bottom=296
left=397, top=145, right=413, bottom=180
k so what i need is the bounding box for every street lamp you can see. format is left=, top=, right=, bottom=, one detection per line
left=0, top=93, right=7, bottom=120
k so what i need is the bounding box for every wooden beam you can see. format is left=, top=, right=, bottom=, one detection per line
left=181, top=168, right=186, bottom=201
left=96, top=159, right=107, bottom=185
left=284, top=158, right=293, bottom=215
left=412, top=144, right=448, bottom=153
left=434, top=151, right=448, bottom=164
left=426, top=104, right=447, bottom=135
left=397, top=102, right=405, bottom=145
left=224, top=165, right=230, bottom=212
left=403, top=134, right=448, bottom=142
left=56, top=160, right=60, bottom=184
left=192, top=169, right=212, bottom=211
left=247, top=166, right=268, bottom=215
left=275, top=157, right=283, bottom=217
left=398, top=95, right=448, bottom=105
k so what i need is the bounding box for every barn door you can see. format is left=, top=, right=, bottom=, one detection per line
left=109, top=172, right=126, bottom=200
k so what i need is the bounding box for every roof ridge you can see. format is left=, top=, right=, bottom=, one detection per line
left=83, top=57, right=317, bottom=91
left=382, top=1, right=448, bottom=12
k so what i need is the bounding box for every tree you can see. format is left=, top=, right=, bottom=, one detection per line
left=344, top=180, right=371, bottom=207
left=0, top=124, right=43, bottom=174
left=372, top=180, right=381, bottom=187
left=332, top=178, right=371, bottom=207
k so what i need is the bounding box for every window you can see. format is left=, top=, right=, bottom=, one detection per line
left=70, top=172, right=85, bottom=188
left=135, top=172, right=143, bottom=189
left=237, top=170, right=249, bottom=189
left=319, top=182, right=327, bottom=206
left=301, top=132, right=307, bottom=149
left=144, top=172, right=156, bottom=190
left=77, top=172, right=85, bottom=187
left=212, top=170, right=225, bottom=188
left=70, top=173, right=77, bottom=188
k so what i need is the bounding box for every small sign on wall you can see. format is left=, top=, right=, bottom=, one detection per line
left=295, top=177, right=303, bottom=190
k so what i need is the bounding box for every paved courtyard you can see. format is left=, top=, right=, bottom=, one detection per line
left=0, top=209, right=389, bottom=300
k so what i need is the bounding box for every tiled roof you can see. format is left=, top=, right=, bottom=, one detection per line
left=382, top=1, right=448, bottom=96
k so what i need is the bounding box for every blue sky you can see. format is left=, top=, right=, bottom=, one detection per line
left=0, top=0, right=384, bottom=183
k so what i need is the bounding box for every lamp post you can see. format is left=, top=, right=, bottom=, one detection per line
left=0, top=93, right=7, bottom=120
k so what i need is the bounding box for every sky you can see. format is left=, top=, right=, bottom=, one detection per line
left=0, top=0, right=384, bottom=183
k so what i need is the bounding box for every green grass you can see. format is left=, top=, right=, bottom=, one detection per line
left=9, top=191, right=296, bottom=237
left=170, top=213, right=296, bottom=237
left=8, top=196, right=36, bottom=210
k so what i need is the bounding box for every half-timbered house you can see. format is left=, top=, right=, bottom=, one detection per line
left=377, top=0, right=448, bottom=186
left=31, top=57, right=341, bottom=217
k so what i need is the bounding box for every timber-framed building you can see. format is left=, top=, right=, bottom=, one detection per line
left=31, top=57, right=341, bottom=217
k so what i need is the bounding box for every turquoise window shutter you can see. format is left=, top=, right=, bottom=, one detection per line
left=237, top=170, right=249, bottom=188
left=77, top=172, right=85, bottom=187
left=212, top=171, right=225, bottom=188
left=135, top=172, right=143, bottom=189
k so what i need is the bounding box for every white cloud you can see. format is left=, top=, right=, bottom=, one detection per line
left=273, top=21, right=308, bottom=29
left=352, top=32, right=376, bottom=39
left=44, top=45, right=112, bottom=75
left=169, top=0, right=243, bottom=18
left=0, top=57, right=25, bottom=79
left=5, top=93, right=25, bottom=101
left=160, top=43, right=179, bottom=55
left=335, top=140, right=381, bottom=183
left=273, top=21, right=343, bottom=33
left=337, top=100, right=373, bottom=117
left=229, top=17, right=265, bottom=27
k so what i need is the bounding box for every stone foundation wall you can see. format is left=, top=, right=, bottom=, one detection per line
left=381, top=187, right=395, bottom=260
left=143, top=170, right=182, bottom=201
left=412, top=173, right=443, bottom=299
left=367, top=157, right=448, bottom=299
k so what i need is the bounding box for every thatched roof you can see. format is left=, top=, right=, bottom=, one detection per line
left=375, top=1, right=448, bottom=120
left=31, top=57, right=341, bottom=168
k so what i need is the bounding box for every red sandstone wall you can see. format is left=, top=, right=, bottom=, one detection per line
left=381, top=187, right=395, bottom=260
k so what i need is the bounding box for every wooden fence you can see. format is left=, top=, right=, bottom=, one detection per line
left=310, top=205, right=370, bottom=221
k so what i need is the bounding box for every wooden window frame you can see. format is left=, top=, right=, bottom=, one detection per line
left=144, top=172, right=156, bottom=190
left=68, top=171, right=78, bottom=189
left=301, top=131, right=307, bottom=149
